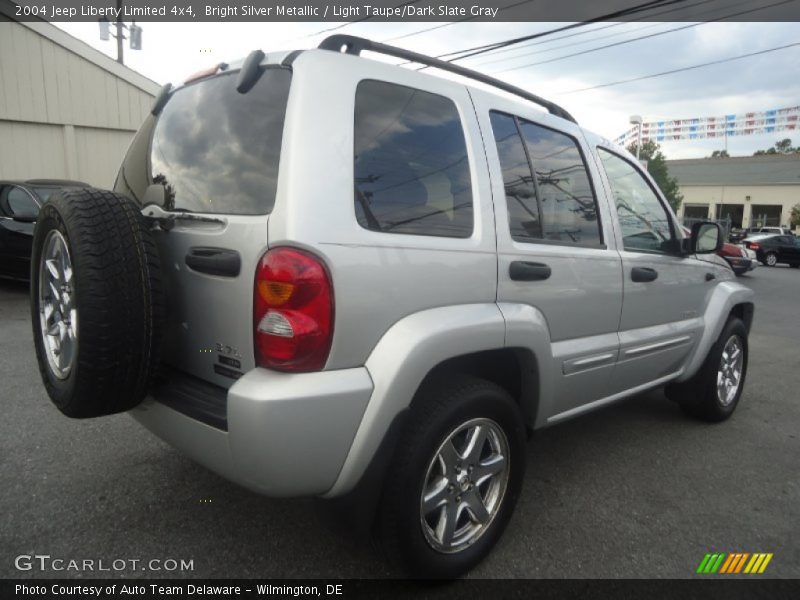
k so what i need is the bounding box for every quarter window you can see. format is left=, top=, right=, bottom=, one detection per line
left=490, top=111, right=601, bottom=246
left=598, top=148, right=676, bottom=254
left=354, top=80, right=474, bottom=238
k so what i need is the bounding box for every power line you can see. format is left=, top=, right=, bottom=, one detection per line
left=274, top=0, right=421, bottom=46
left=381, top=0, right=535, bottom=43
left=561, top=41, right=800, bottom=94
left=433, top=0, right=690, bottom=63
left=466, top=0, right=721, bottom=65
left=468, top=0, right=727, bottom=67
left=494, top=0, right=794, bottom=74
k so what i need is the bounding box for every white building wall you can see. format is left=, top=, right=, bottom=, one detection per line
left=677, top=185, right=799, bottom=228
left=0, top=16, right=159, bottom=187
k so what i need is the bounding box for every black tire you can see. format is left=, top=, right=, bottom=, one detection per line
left=666, top=318, right=748, bottom=422
left=763, top=252, right=778, bottom=267
left=790, top=264, right=799, bottom=269
left=30, top=189, right=164, bottom=418
left=377, top=376, right=526, bottom=578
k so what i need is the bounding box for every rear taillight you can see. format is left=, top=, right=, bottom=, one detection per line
left=254, top=247, right=333, bottom=372
left=749, top=242, right=760, bottom=250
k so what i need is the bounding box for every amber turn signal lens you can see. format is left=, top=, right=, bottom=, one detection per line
left=258, top=280, right=294, bottom=306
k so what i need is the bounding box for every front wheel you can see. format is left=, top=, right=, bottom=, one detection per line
left=377, top=377, right=526, bottom=578
left=668, top=317, right=748, bottom=422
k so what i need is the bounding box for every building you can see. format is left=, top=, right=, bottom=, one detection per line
left=0, top=4, right=159, bottom=187
left=668, top=154, right=800, bottom=230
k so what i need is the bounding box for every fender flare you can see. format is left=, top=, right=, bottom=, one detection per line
left=324, top=302, right=554, bottom=497
left=674, top=281, right=755, bottom=383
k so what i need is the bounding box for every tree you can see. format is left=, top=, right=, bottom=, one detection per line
left=626, top=140, right=684, bottom=212
left=791, top=203, right=800, bottom=229
left=708, top=149, right=730, bottom=158
left=775, top=138, right=793, bottom=153
left=754, top=138, right=798, bottom=155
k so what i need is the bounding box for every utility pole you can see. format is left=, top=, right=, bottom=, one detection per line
left=98, top=1, right=142, bottom=65
left=116, top=0, right=123, bottom=64
left=629, top=115, right=643, bottom=161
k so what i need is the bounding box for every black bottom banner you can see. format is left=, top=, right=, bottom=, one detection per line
left=3, top=579, right=799, bottom=600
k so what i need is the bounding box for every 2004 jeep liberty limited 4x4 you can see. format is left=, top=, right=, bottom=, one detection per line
left=30, top=36, right=754, bottom=578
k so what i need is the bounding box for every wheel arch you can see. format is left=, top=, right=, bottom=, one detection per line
left=675, top=282, right=755, bottom=383
left=416, top=347, right=539, bottom=429
left=324, top=301, right=557, bottom=500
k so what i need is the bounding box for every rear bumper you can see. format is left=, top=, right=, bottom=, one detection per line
left=131, top=367, right=373, bottom=497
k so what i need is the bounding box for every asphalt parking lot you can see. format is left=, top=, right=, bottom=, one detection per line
left=1, top=265, right=798, bottom=579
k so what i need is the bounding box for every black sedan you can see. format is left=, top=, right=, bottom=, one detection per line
left=744, top=234, right=800, bottom=268
left=0, top=180, right=90, bottom=280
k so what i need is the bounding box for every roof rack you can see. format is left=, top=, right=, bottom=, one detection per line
left=317, top=34, right=577, bottom=124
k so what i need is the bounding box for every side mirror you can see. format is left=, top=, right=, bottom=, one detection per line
left=691, top=221, right=723, bottom=254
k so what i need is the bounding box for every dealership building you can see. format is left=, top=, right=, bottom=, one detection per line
left=0, top=6, right=158, bottom=187
left=669, top=154, right=800, bottom=230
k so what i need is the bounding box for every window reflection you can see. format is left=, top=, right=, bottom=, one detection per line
left=518, top=121, right=599, bottom=245
left=490, top=110, right=601, bottom=246
left=598, top=148, right=675, bottom=254
left=354, top=80, right=474, bottom=238
left=490, top=112, right=541, bottom=240
left=149, top=69, right=291, bottom=215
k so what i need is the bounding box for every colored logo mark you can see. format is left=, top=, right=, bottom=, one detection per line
left=696, top=552, right=773, bottom=574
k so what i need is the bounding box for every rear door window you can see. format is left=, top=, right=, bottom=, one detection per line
left=489, top=111, right=601, bottom=246
left=150, top=68, right=291, bottom=215
left=353, top=80, right=474, bottom=238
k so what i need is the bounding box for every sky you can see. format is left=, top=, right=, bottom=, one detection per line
left=55, top=20, right=800, bottom=159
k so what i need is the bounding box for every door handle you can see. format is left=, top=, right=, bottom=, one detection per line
left=509, top=261, right=551, bottom=281
left=705, top=272, right=716, bottom=281
left=631, top=266, right=658, bottom=282
left=185, top=247, right=241, bottom=277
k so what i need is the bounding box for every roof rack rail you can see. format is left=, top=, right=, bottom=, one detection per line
left=317, top=34, right=577, bottom=124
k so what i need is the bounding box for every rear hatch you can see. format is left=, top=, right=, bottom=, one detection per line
left=115, top=66, right=292, bottom=388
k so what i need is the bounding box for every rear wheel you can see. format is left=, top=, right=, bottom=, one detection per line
left=764, top=252, right=778, bottom=266
left=30, top=189, right=164, bottom=418
left=377, top=376, right=526, bottom=578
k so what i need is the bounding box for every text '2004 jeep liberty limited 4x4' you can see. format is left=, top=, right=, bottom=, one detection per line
left=30, top=36, right=754, bottom=578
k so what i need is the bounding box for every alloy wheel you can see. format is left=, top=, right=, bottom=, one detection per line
left=420, top=418, right=510, bottom=553
left=717, top=335, right=744, bottom=406
left=38, top=230, right=78, bottom=379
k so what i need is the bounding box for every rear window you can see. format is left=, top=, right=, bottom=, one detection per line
left=149, top=68, right=291, bottom=215
left=353, top=80, right=474, bottom=238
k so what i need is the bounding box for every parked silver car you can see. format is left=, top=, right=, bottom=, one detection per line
left=30, top=36, right=754, bottom=578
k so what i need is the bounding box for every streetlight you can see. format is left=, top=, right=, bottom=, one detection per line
left=629, top=114, right=643, bottom=160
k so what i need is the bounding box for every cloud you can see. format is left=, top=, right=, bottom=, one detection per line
left=55, top=20, right=800, bottom=159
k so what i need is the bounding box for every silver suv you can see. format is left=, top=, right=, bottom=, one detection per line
left=30, top=36, right=754, bottom=578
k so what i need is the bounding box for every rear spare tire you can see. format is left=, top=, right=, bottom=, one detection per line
left=30, top=189, right=164, bottom=418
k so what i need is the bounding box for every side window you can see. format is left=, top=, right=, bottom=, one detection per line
left=7, top=186, right=39, bottom=218
left=598, top=148, right=676, bottom=254
left=518, top=121, right=601, bottom=245
left=489, top=111, right=601, bottom=246
left=489, top=112, right=540, bottom=240
left=354, top=80, right=473, bottom=238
